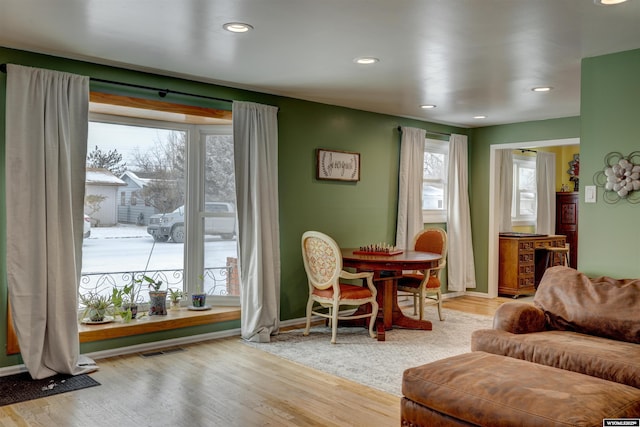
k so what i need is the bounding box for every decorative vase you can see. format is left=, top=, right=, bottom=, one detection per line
left=148, top=291, right=168, bottom=315
left=191, top=293, right=207, bottom=308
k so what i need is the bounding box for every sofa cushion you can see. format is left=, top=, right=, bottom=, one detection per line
left=535, top=266, right=640, bottom=343
left=491, top=301, right=546, bottom=334
left=402, top=352, right=640, bottom=426
left=471, top=329, right=640, bottom=388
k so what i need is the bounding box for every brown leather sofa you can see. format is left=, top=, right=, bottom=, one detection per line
left=400, top=267, right=640, bottom=426
left=472, top=266, right=640, bottom=388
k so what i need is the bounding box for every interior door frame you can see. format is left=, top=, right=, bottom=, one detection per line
left=487, top=138, right=580, bottom=297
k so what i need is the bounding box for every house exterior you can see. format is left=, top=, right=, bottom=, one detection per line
left=85, top=168, right=126, bottom=227
left=117, top=170, right=162, bottom=225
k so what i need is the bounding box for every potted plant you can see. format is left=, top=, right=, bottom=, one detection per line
left=112, top=283, right=138, bottom=322
left=138, top=275, right=167, bottom=316
left=79, top=291, right=114, bottom=323
left=168, top=287, right=183, bottom=309
left=135, top=233, right=168, bottom=316
left=191, top=275, right=207, bottom=308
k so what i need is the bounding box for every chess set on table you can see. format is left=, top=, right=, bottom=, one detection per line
left=353, top=243, right=403, bottom=256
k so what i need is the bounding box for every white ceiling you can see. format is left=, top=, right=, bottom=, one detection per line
left=2, top=0, right=640, bottom=128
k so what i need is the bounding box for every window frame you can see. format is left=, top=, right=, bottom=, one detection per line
left=422, top=138, right=449, bottom=224
left=87, top=112, right=238, bottom=307
left=511, top=154, right=537, bottom=226
left=185, top=125, right=238, bottom=307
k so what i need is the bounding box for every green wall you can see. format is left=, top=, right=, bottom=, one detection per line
left=0, top=47, right=466, bottom=368
left=579, top=48, right=640, bottom=277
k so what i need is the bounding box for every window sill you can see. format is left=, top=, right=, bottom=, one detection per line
left=78, top=306, right=241, bottom=343
left=423, top=211, right=447, bottom=224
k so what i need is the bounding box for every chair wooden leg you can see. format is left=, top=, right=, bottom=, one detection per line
left=436, top=290, right=444, bottom=321
left=368, top=300, right=379, bottom=339
left=418, top=288, right=425, bottom=321
left=303, top=298, right=314, bottom=336
left=412, top=294, right=418, bottom=315
left=330, top=305, right=339, bottom=344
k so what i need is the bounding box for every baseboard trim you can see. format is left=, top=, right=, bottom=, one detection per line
left=462, top=290, right=494, bottom=299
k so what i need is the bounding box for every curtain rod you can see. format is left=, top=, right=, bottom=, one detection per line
left=520, top=148, right=537, bottom=153
left=396, top=126, right=451, bottom=137
left=0, top=63, right=233, bottom=104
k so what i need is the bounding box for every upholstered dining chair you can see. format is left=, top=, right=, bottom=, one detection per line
left=397, top=228, right=447, bottom=321
left=301, top=231, right=379, bottom=344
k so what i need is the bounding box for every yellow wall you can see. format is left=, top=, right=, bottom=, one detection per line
left=532, top=145, right=580, bottom=191
left=510, top=144, right=580, bottom=234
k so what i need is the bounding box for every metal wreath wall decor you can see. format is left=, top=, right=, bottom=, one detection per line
left=593, top=151, right=640, bottom=204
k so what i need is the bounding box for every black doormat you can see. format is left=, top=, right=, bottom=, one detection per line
left=0, top=372, right=100, bottom=407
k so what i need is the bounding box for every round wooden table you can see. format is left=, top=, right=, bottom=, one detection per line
left=341, top=248, right=442, bottom=341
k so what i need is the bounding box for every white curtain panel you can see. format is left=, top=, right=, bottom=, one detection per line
left=5, top=64, right=96, bottom=379
left=233, top=101, right=280, bottom=343
left=395, top=127, right=426, bottom=250
left=446, top=134, right=477, bottom=291
left=536, top=151, right=556, bottom=235
left=497, top=149, right=514, bottom=232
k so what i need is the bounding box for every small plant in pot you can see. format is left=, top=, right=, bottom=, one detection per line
left=191, top=275, right=207, bottom=308
left=137, top=275, right=167, bottom=316
left=168, top=288, right=183, bottom=309
left=112, top=283, right=138, bottom=322
left=79, top=291, right=114, bottom=323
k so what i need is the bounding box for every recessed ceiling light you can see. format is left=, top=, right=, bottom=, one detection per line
left=354, top=57, right=379, bottom=65
left=223, top=22, right=254, bottom=33
left=473, top=115, right=487, bottom=119
left=594, top=0, right=627, bottom=5
left=532, top=86, right=553, bottom=92
left=420, top=104, right=436, bottom=109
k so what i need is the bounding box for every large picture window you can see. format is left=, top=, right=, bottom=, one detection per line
left=80, top=97, right=238, bottom=314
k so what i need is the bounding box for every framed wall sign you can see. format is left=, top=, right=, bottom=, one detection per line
left=316, top=149, right=360, bottom=182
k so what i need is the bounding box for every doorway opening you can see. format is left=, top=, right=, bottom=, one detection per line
left=487, top=138, right=580, bottom=297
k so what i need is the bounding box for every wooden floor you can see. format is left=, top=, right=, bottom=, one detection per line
left=0, top=296, right=516, bottom=427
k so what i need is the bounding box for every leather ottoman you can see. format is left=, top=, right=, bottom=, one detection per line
left=402, top=351, right=640, bottom=427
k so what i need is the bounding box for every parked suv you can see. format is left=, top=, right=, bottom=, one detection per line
left=146, top=202, right=236, bottom=243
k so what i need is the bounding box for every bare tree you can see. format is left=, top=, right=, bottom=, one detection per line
left=204, top=134, right=236, bottom=203
left=130, top=131, right=236, bottom=212
left=132, top=131, right=186, bottom=213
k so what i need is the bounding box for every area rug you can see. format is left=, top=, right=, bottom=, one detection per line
left=244, top=309, right=493, bottom=396
left=0, top=372, right=100, bottom=406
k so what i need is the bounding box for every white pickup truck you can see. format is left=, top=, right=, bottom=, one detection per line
left=146, top=202, right=236, bottom=243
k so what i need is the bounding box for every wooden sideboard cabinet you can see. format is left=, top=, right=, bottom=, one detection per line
left=556, top=192, right=578, bottom=269
left=498, top=234, right=567, bottom=297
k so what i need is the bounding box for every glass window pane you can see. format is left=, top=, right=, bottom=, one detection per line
left=519, top=167, right=536, bottom=191
left=511, top=158, right=536, bottom=222
left=423, top=183, right=444, bottom=210
left=82, top=122, right=186, bottom=308
left=202, top=134, right=239, bottom=296
left=519, top=192, right=536, bottom=216
left=424, top=152, right=445, bottom=180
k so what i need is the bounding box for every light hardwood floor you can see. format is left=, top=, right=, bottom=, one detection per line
left=0, top=296, right=517, bottom=427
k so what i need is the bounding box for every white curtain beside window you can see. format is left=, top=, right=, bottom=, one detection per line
left=497, top=150, right=514, bottom=232
left=395, top=127, right=426, bottom=250
left=536, top=151, right=556, bottom=235
left=5, top=64, right=96, bottom=379
left=233, top=101, right=280, bottom=343
left=446, top=134, right=476, bottom=291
